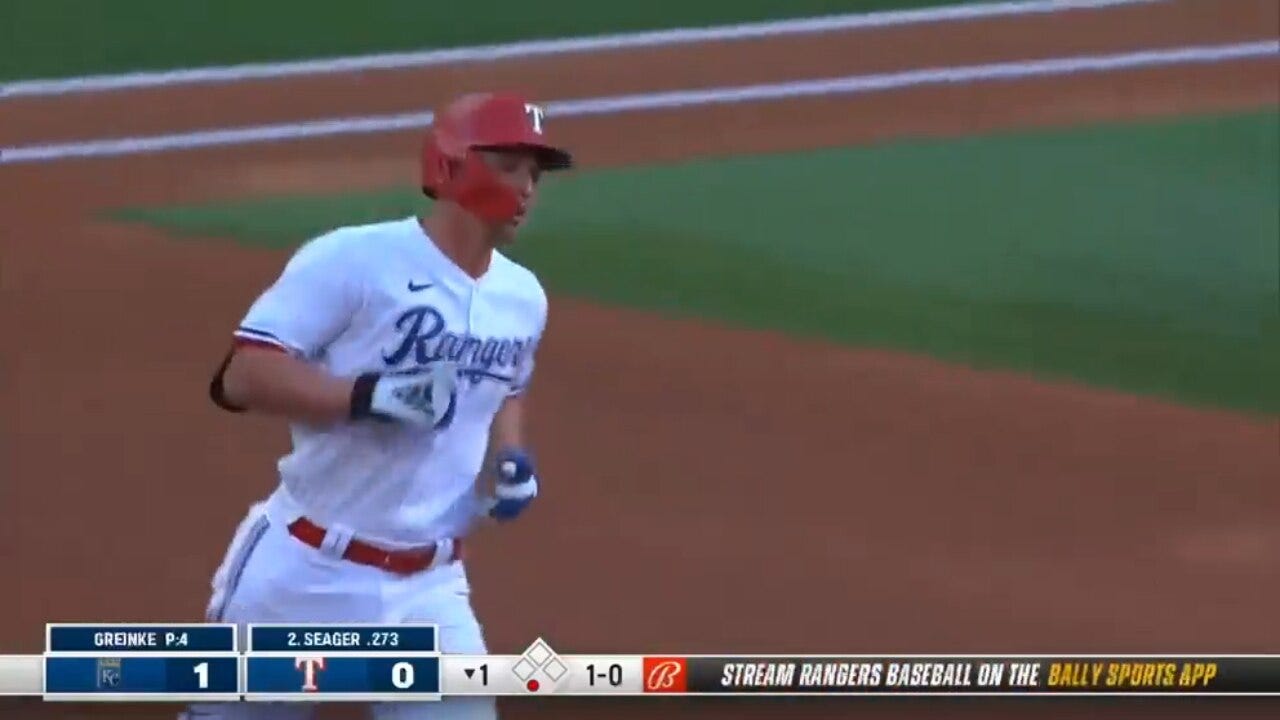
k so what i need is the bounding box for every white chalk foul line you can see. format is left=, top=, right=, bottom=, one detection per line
left=2, top=40, right=1274, bottom=166
left=0, top=0, right=1157, bottom=97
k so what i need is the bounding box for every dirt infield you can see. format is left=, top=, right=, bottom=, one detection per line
left=2, top=1, right=1278, bottom=718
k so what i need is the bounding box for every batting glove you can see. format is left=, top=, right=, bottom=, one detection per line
left=350, top=362, right=458, bottom=429
left=487, top=448, right=539, bottom=522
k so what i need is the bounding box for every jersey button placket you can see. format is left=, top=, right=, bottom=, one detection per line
left=463, top=285, right=478, bottom=391
left=465, top=285, right=478, bottom=335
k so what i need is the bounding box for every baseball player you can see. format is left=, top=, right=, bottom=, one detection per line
left=182, top=92, right=571, bottom=720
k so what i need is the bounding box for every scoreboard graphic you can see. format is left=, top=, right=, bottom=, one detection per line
left=244, top=623, right=440, bottom=701
left=0, top=624, right=1275, bottom=701
left=41, top=624, right=240, bottom=701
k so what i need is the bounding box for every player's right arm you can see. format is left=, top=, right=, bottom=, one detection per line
left=209, top=231, right=454, bottom=428
left=216, top=347, right=356, bottom=425
left=208, top=231, right=362, bottom=425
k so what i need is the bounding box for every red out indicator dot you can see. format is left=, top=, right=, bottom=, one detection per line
left=526, top=679, right=540, bottom=692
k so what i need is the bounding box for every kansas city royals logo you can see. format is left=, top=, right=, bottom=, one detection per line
left=96, top=658, right=123, bottom=689
left=382, top=306, right=532, bottom=385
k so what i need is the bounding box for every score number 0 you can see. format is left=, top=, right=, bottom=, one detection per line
left=391, top=662, right=416, bottom=689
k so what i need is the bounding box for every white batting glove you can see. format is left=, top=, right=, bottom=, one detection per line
left=350, top=362, right=458, bottom=429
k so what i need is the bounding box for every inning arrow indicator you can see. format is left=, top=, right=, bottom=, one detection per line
left=462, top=663, right=488, bottom=684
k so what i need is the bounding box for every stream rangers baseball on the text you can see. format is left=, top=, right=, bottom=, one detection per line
left=183, top=91, right=573, bottom=720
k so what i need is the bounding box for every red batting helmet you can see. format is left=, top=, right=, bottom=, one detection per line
left=421, top=92, right=573, bottom=222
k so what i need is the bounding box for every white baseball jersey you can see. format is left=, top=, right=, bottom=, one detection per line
left=233, top=216, right=547, bottom=547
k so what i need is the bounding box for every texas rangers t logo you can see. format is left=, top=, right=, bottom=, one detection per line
left=295, top=656, right=326, bottom=691
left=524, top=103, right=545, bottom=134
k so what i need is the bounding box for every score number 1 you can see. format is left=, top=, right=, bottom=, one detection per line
left=179, top=658, right=236, bottom=695
left=181, top=658, right=235, bottom=694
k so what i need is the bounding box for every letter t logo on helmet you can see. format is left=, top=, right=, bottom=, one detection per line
left=421, top=92, right=573, bottom=223
left=524, top=103, right=545, bottom=134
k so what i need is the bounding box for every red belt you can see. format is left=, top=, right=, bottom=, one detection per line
left=287, top=517, right=462, bottom=576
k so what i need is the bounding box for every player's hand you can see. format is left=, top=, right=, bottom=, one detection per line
left=486, top=448, right=539, bottom=522
left=349, top=363, right=458, bottom=429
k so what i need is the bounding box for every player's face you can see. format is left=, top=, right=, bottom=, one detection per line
left=477, top=148, right=543, bottom=240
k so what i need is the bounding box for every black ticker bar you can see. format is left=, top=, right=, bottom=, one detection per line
left=679, top=656, right=1280, bottom=694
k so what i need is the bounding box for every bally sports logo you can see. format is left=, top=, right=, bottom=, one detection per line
left=643, top=657, right=688, bottom=692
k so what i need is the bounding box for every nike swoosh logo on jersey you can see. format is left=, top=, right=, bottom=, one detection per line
left=407, top=280, right=433, bottom=292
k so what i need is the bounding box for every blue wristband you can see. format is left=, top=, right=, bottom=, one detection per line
left=489, top=448, right=538, bottom=521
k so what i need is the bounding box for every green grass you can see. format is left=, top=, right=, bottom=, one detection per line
left=0, top=0, right=967, bottom=80
left=116, top=110, right=1280, bottom=413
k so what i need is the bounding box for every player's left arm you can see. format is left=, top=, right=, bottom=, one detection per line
left=484, top=394, right=539, bottom=522
left=483, top=318, right=543, bottom=521
left=490, top=392, right=525, bottom=449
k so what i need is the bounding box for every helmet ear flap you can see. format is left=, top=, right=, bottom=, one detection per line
left=421, top=132, right=463, bottom=200
left=442, top=155, right=462, bottom=183
left=426, top=156, right=466, bottom=200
